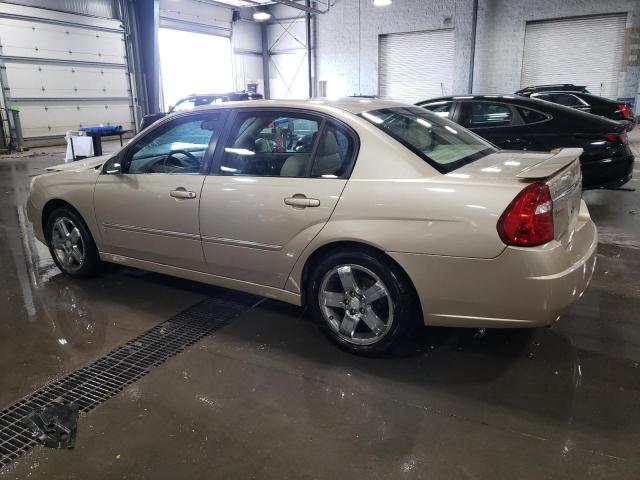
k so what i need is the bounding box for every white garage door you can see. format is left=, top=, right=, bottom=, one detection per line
left=378, top=29, right=454, bottom=103
left=0, top=3, right=134, bottom=143
left=521, top=14, right=626, bottom=99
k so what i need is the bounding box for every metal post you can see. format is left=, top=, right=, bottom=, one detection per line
left=261, top=22, right=271, bottom=99
left=468, top=0, right=479, bottom=94
left=10, top=106, right=24, bottom=152
left=306, top=0, right=312, bottom=98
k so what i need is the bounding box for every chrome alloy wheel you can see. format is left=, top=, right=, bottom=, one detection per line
left=318, top=264, right=394, bottom=346
left=51, top=217, right=85, bottom=273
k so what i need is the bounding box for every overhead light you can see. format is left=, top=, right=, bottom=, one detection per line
left=373, top=0, right=392, bottom=6
left=253, top=10, right=271, bottom=21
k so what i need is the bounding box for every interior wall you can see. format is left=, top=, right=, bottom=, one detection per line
left=232, top=18, right=265, bottom=95
left=473, top=0, right=640, bottom=104
left=311, top=0, right=640, bottom=106
left=313, top=0, right=474, bottom=98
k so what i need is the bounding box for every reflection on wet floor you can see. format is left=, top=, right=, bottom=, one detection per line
left=0, top=157, right=206, bottom=406
left=0, top=146, right=639, bottom=478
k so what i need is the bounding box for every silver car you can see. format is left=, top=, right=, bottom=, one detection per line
left=27, top=99, right=597, bottom=355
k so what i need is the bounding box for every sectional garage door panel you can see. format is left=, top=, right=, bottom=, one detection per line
left=379, top=29, right=454, bottom=104
left=0, top=3, right=134, bottom=142
left=19, top=101, right=132, bottom=138
left=4, top=62, right=130, bottom=100
left=521, top=15, right=626, bottom=99
left=0, top=17, right=126, bottom=64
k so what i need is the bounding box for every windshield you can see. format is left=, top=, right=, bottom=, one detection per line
left=360, top=106, right=497, bottom=173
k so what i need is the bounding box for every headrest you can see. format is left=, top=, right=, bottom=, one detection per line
left=318, top=130, right=339, bottom=156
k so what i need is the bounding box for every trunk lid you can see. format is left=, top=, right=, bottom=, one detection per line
left=450, top=148, right=583, bottom=245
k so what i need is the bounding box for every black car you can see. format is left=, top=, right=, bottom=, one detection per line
left=515, top=84, right=636, bottom=130
left=140, top=91, right=263, bottom=130
left=417, top=95, right=633, bottom=189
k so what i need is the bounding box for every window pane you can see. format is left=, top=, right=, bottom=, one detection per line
left=127, top=115, right=218, bottom=174
left=421, top=102, right=452, bottom=118
left=220, top=112, right=320, bottom=177
left=550, top=94, right=584, bottom=107
left=173, top=99, right=195, bottom=112
left=311, top=123, right=355, bottom=178
left=460, top=102, right=513, bottom=128
left=360, top=107, right=496, bottom=173
left=517, top=107, right=547, bottom=124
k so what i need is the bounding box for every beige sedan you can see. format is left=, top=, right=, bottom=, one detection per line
left=27, top=99, right=597, bottom=355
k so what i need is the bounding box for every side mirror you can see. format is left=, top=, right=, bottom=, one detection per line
left=103, top=156, right=123, bottom=175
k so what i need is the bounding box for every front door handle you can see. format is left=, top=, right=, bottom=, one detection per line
left=284, top=194, right=320, bottom=208
left=170, top=187, right=197, bottom=199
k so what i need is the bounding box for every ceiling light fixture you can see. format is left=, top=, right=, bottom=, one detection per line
left=373, top=0, right=392, bottom=6
left=253, top=10, right=271, bottom=21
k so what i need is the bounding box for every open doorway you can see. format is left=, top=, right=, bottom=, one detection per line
left=158, top=28, right=233, bottom=110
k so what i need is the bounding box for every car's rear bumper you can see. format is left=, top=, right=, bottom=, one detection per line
left=582, top=152, right=634, bottom=189
left=388, top=201, right=597, bottom=328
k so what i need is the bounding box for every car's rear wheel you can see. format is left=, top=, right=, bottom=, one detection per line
left=46, top=207, right=100, bottom=278
left=307, top=249, right=419, bottom=356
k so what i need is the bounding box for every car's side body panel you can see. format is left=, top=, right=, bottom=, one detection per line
left=27, top=99, right=599, bottom=330
left=199, top=176, right=347, bottom=288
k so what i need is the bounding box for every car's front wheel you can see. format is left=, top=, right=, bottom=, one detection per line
left=307, top=249, right=419, bottom=356
left=46, top=207, right=100, bottom=278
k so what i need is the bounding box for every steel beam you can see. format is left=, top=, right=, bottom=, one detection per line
left=270, top=0, right=329, bottom=14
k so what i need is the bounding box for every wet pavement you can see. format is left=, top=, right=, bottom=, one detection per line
left=0, top=137, right=639, bottom=479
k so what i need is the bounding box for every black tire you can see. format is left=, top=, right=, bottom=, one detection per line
left=45, top=207, right=101, bottom=278
left=306, top=248, right=419, bottom=356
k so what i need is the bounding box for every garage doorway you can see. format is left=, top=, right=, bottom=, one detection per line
left=158, top=28, right=233, bottom=110
left=521, top=14, right=626, bottom=99
left=378, top=29, right=454, bottom=104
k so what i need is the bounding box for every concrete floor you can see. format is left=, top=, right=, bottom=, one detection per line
left=0, top=136, right=639, bottom=479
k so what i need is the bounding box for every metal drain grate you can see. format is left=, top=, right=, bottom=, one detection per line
left=0, top=291, right=258, bottom=467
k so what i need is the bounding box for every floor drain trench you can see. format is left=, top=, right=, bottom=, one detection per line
left=0, top=292, right=258, bottom=468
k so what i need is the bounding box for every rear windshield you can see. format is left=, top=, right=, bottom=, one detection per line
left=360, top=107, right=496, bottom=173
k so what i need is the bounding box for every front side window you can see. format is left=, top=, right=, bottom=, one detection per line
left=420, top=101, right=453, bottom=118
left=360, top=107, right=496, bottom=173
left=125, top=114, right=220, bottom=174
left=458, top=102, right=513, bottom=128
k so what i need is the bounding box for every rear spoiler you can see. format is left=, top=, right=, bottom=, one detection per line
left=516, top=148, right=583, bottom=180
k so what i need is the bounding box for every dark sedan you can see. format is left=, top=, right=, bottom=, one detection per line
left=515, top=85, right=636, bottom=130
left=417, top=95, right=633, bottom=189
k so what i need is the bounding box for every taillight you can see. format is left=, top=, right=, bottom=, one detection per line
left=617, top=103, right=632, bottom=120
left=603, top=132, right=628, bottom=144
left=497, top=183, right=554, bottom=247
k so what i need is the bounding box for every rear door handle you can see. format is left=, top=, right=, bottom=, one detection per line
left=284, top=194, right=320, bottom=208
left=170, top=188, right=197, bottom=199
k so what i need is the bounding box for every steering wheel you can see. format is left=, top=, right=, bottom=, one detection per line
left=166, top=149, right=200, bottom=168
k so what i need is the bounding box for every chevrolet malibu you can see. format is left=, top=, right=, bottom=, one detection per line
left=27, top=99, right=597, bottom=355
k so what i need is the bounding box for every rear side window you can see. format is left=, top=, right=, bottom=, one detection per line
left=516, top=107, right=548, bottom=124
left=310, top=122, right=356, bottom=178
left=459, top=102, right=513, bottom=128
left=420, top=101, right=453, bottom=118
left=549, top=94, right=586, bottom=107
left=219, top=111, right=356, bottom=179
left=533, top=93, right=586, bottom=108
